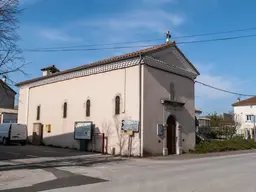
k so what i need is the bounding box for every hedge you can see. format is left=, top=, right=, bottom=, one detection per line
left=191, top=138, right=256, bottom=154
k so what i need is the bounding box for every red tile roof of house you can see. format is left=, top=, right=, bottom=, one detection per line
left=16, top=42, right=199, bottom=86
left=232, top=96, right=256, bottom=106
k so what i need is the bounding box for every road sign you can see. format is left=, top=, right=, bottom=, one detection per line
left=121, top=120, right=139, bottom=132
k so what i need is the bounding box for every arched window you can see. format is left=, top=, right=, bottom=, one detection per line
left=63, top=102, right=67, bottom=118
left=36, top=105, right=40, bottom=120
left=86, top=100, right=90, bottom=117
left=115, top=96, right=120, bottom=115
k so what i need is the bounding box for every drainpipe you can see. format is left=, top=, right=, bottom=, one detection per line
left=138, top=55, right=143, bottom=157
left=25, top=87, right=31, bottom=125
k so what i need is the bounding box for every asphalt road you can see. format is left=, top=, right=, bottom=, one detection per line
left=53, top=152, right=256, bottom=192
left=2, top=145, right=256, bottom=191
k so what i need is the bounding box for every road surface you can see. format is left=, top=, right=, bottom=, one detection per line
left=1, top=145, right=256, bottom=191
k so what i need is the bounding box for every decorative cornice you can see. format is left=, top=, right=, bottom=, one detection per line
left=22, top=58, right=141, bottom=89
left=143, top=56, right=197, bottom=79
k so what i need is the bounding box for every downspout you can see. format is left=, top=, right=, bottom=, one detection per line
left=25, top=87, right=30, bottom=126
left=123, top=68, right=126, bottom=113
left=138, top=55, right=143, bottom=157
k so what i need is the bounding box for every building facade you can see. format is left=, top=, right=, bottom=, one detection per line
left=16, top=43, right=199, bottom=156
left=233, top=97, right=256, bottom=137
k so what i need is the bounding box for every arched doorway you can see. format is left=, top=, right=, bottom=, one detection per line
left=167, top=115, right=176, bottom=154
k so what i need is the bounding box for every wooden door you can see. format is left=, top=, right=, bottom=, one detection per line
left=167, top=115, right=176, bottom=154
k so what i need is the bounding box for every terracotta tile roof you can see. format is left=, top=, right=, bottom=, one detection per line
left=16, top=42, right=199, bottom=86
left=195, top=108, right=202, bottom=113
left=232, top=96, right=256, bottom=106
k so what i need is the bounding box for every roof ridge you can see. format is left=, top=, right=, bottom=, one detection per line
left=16, top=42, right=176, bottom=86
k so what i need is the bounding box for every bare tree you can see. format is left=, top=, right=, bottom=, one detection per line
left=225, top=122, right=241, bottom=139
left=0, top=0, right=26, bottom=81
left=113, top=116, right=128, bottom=155
left=0, top=0, right=27, bottom=106
left=101, top=120, right=113, bottom=154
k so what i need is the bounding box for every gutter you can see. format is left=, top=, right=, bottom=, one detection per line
left=25, top=88, right=31, bottom=126
left=138, top=55, right=143, bottom=157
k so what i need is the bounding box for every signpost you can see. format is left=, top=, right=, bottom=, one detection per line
left=121, top=120, right=139, bottom=157
left=74, top=121, right=92, bottom=140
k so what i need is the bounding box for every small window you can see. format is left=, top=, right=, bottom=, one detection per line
left=115, top=96, right=120, bottom=115
left=246, top=115, right=254, bottom=121
left=86, top=100, right=90, bottom=117
left=36, top=105, right=40, bottom=120
left=63, top=102, right=67, bottom=118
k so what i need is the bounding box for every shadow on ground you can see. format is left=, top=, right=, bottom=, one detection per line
left=0, top=155, right=127, bottom=172
left=2, top=172, right=107, bottom=192
left=0, top=144, right=101, bottom=161
left=2, top=174, right=107, bottom=192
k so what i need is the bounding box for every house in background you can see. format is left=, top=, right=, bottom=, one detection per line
left=232, top=97, right=256, bottom=137
left=0, top=76, right=18, bottom=123
left=16, top=42, right=200, bottom=156
left=195, top=108, right=202, bottom=117
left=198, top=116, right=211, bottom=128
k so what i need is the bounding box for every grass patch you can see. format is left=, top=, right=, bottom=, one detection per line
left=191, top=138, right=256, bottom=154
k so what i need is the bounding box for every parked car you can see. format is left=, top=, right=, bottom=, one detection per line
left=0, top=123, right=27, bottom=145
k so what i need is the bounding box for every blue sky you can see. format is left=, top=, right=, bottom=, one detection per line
left=12, top=0, right=256, bottom=114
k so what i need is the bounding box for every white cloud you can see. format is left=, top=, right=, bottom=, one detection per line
left=196, top=74, right=234, bottom=99
left=80, top=9, right=185, bottom=35
left=39, top=29, right=81, bottom=42
left=195, top=63, right=245, bottom=100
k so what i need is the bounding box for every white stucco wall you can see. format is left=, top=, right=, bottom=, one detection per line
left=18, top=87, right=29, bottom=124
left=143, top=65, right=195, bottom=155
left=17, top=47, right=198, bottom=156
left=234, top=105, right=256, bottom=134
left=18, top=66, right=141, bottom=156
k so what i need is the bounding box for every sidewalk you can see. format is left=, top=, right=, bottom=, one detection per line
left=146, top=149, right=256, bottom=160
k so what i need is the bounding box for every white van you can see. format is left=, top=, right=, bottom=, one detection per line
left=0, top=123, right=27, bottom=145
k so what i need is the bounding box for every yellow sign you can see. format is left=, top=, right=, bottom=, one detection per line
left=45, top=124, right=51, bottom=133
left=123, top=130, right=133, bottom=136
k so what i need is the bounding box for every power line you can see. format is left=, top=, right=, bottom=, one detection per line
left=174, top=27, right=256, bottom=39
left=27, top=39, right=163, bottom=50
left=176, top=33, right=256, bottom=45
left=23, top=44, right=158, bottom=52
left=195, top=80, right=255, bottom=97
left=21, top=26, right=256, bottom=51
left=20, top=33, right=256, bottom=53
